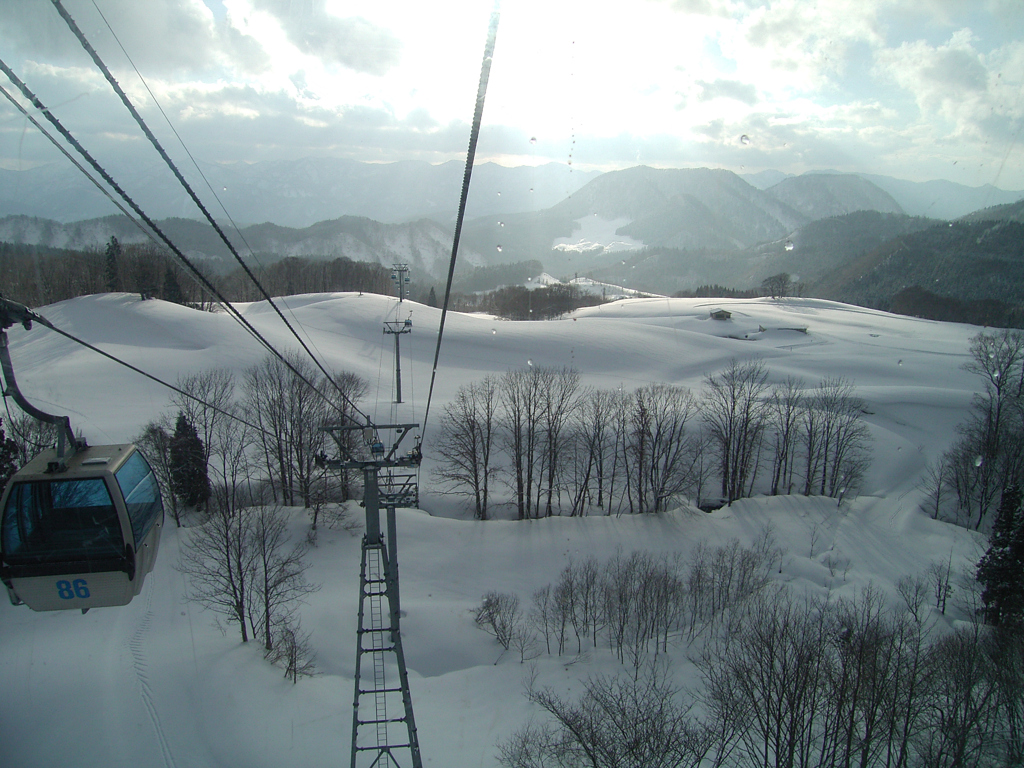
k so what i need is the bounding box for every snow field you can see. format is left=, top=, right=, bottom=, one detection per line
left=0, top=292, right=989, bottom=766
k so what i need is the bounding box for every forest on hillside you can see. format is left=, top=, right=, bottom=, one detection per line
left=0, top=239, right=396, bottom=308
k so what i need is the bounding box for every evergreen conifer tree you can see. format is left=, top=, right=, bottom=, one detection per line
left=427, top=286, right=437, bottom=307
left=0, top=418, right=19, bottom=489
left=978, top=482, right=1024, bottom=625
left=162, top=265, right=185, bottom=305
left=169, top=412, right=211, bottom=510
left=104, top=236, right=121, bottom=292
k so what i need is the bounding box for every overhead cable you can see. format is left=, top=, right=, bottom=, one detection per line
left=51, top=0, right=363, bottom=423
left=421, top=6, right=500, bottom=434
left=3, top=299, right=273, bottom=441
left=0, top=57, right=359, bottom=426
left=0, top=83, right=156, bottom=243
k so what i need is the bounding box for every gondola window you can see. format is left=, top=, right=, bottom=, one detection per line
left=115, top=452, right=162, bottom=545
left=2, top=479, right=122, bottom=563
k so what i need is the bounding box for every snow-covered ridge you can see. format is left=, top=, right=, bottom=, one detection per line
left=0, top=292, right=990, bottom=767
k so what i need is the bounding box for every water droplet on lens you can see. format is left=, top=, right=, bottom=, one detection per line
left=527, top=359, right=533, bottom=366
left=975, top=456, right=983, bottom=467
left=529, top=188, right=534, bottom=193
left=898, top=359, right=903, bottom=366
left=784, top=240, right=794, bottom=251
left=530, top=136, right=537, bottom=144
left=740, top=134, right=751, bottom=145
left=497, top=191, right=501, bottom=196
left=492, top=328, right=497, bottom=335
left=496, top=245, right=503, bottom=252
left=498, top=221, right=505, bottom=227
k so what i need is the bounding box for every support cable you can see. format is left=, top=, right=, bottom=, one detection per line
left=52, top=0, right=358, bottom=419
left=421, top=6, right=500, bottom=435
left=87, top=0, right=258, bottom=263
left=85, top=0, right=326, bottom=372
left=0, top=83, right=157, bottom=245
left=0, top=57, right=365, bottom=427
left=1, top=297, right=272, bottom=439
left=0, top=80, right=243, bottom=325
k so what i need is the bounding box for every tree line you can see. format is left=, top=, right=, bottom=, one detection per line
left=433, top=360, right=871, bottom=519
left=475, top=534, right=783, bottom=668
left=133, top=359, right=366, bottom=527
left=129, top=357, right=367, bottom=679
left=922, top=329, right=1024, bottom=531
left=0, top=238, right=396, bottom=308
left=492, top=543, right=1024, bottom=768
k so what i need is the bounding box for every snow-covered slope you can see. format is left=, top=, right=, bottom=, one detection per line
left=0, top=292, right=990, bottom=767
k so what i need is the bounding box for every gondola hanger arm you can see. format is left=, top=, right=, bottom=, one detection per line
left=0, top=295, right=83, bottom=469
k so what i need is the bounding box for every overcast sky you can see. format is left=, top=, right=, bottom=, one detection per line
left=1, top=0, right=1022, bottom=190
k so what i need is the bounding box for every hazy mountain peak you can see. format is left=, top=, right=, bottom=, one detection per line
left=766, top=174, right=904, bottom=220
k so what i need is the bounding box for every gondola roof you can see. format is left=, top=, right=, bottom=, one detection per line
left=12, top=444, right=135, bottom=481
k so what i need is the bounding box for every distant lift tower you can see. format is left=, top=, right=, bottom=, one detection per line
left=320, top=423, right=423, bottom=768
left=384, top=264, right=412, bottom=404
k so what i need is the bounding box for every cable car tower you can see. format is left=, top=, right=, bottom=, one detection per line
left=383, top=264, right=412, bottom=404
left=320, top=422, right=422, bottom=768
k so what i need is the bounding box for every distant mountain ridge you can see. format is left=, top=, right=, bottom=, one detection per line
left=2, top=157, right=1019, bottom=231
left=3, top=163, right=1023, bottom=303
left=812, top=218, right=1024, bottom=316
left=0, top=214, right=456, bottom=276
left=764, top=174, right=904, bottom=220
left=0, top=158, right=600, bottom=228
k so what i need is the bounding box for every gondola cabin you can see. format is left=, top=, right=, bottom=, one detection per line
left=0, top=444, right=163, bottom=611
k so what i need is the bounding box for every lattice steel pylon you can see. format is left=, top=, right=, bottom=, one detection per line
left=319, top=423, right=423, bottom=768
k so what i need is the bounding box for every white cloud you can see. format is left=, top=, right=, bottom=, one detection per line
left=874, top=29, right=1018, bottom=142
left=248, top=0, right=401, bottom=75
left=1, top=0, right=1022, bottom=188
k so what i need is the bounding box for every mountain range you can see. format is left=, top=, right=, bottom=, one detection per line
left=0, top=158, right=600, bottom=228
left=2, top=161, right=1023, bottom=318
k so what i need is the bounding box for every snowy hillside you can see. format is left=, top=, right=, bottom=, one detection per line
left=0, top=292, right=993, bottom=767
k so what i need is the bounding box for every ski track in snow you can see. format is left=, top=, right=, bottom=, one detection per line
left=127, top=587, right=178, bottom=768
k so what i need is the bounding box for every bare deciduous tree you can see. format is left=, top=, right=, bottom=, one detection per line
left=500, top=368, right=545, bottom=520
left=813, top=377, right=871, bottom=498
left=501, top=664, right=714, bottom=768
left=703, top=359, right=772, bottom=504
left=243, top=353, right=366, bottom=507
left=768, top=377, right=804, bottom=496
left=171, top=368, right=235, bottom=472
left=761, top=272, right=792, bottom=300
left=951, top=329, right=1024, bottom=528
left=265, top=616, right=317, bottom=683
left=432, top=377, right=500, bottom=519
left=623, top=383, right=699, bottom=514
left=178, top=498, right=258, bottom=642
left=248, top=505, right=319, bottom=651
left=474, top=591, right=522, bottom=652
left=536, top=367, right=583, bottom=517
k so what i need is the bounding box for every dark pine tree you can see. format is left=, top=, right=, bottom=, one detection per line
left=169, top=413, right=211, bottom=510
left=978, top=483, right=1024, bottom=626
left=105, top=236, right=121, bottom=292
left=427, top=286, right=438, bottom=307
left=0, top=418, right=19, bottom=488
left=162, top=264, right=185, bottom=305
